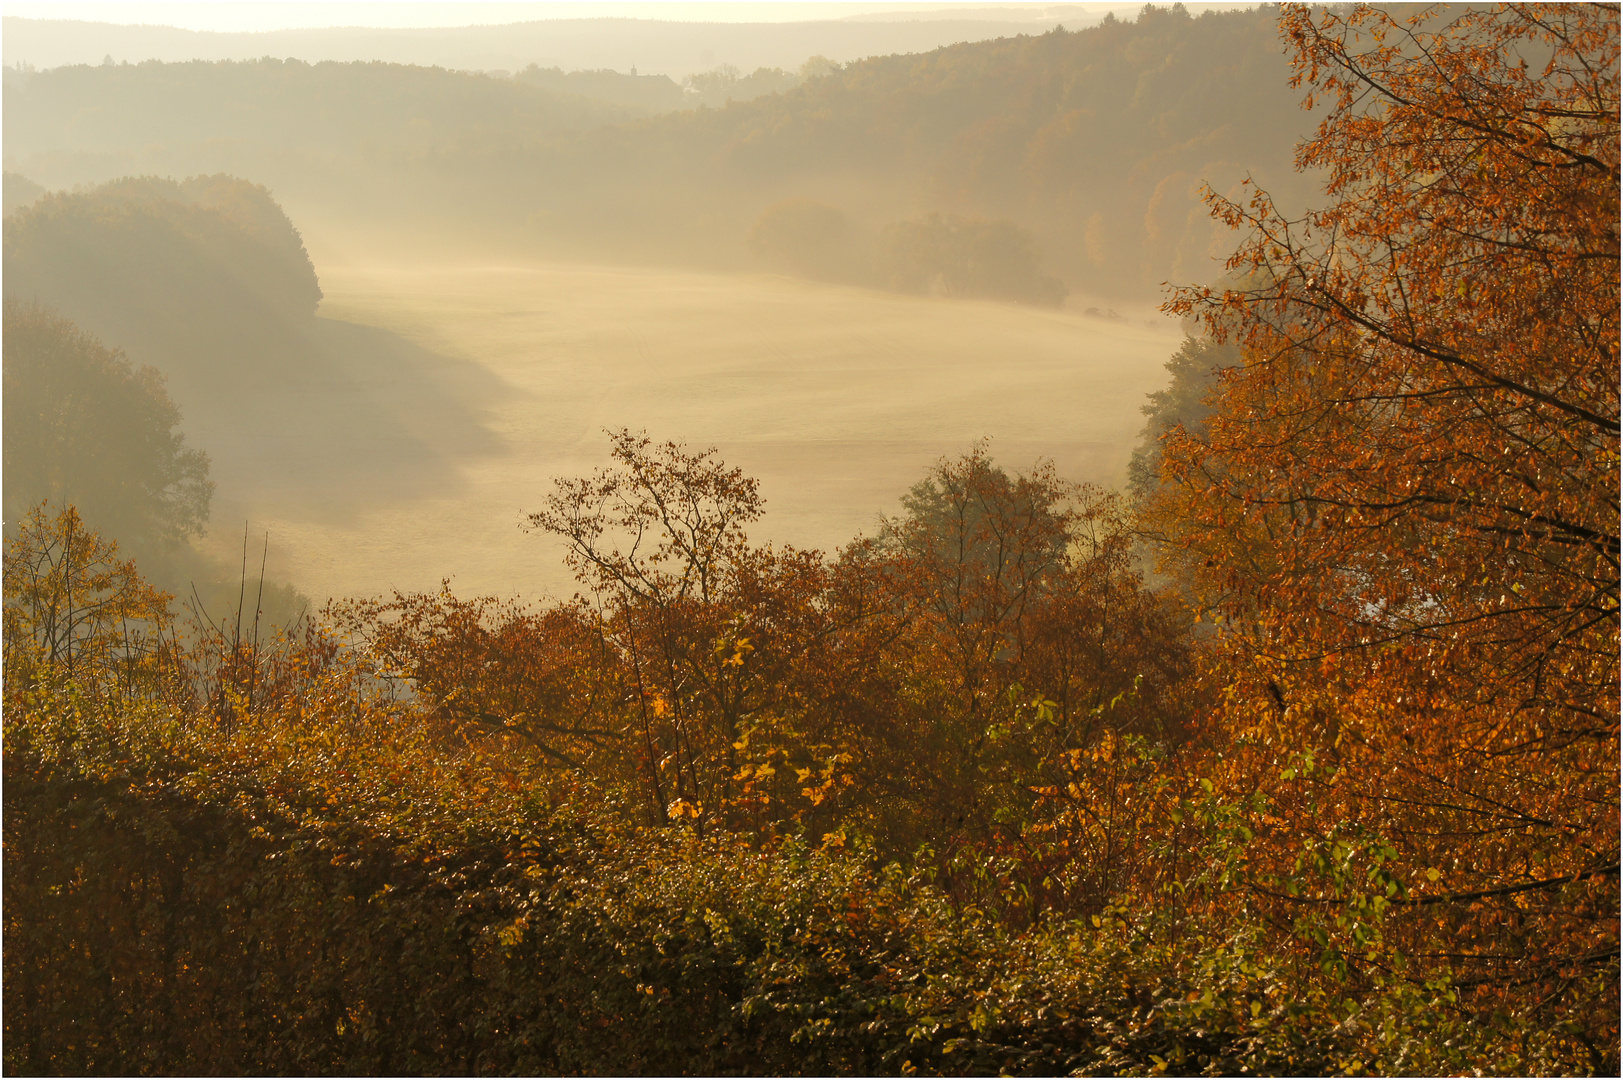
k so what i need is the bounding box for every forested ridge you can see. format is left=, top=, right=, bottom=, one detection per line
left=4, top=174, right=322, bottom=337
left=4, top=4, right=1618, bottom=1076
left=564, top=2, right=1322, bottom=293
left=2, top=55, right=641, bottom=153
left=5, top=3, right=1318, bottom=298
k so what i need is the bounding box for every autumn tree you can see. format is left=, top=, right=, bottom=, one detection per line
left=508, top=432, right=1195, bottom=873
left=839, top=448, right=1193, bottom=913
left=1157, top=2, right=1618, bottom=1051
left=3, top=503, right=174, bottom=695
left=880, top=447, right=1074, bottom=692
left=876, top=446, right=1187, bottom=738
left=329, top=587, right=626, bottom=771
left=524, top=429, right=842, bottom=829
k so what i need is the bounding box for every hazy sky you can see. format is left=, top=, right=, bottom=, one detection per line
left=2, top=2, right=1167, bottom=31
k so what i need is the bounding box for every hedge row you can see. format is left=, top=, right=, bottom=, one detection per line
left=4, top=682, right=1545, bottom=1075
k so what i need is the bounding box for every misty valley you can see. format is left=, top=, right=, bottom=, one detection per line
left=3, top=4, right=1618, bottom=1076
left=203, top=257, right=1180, bottom=605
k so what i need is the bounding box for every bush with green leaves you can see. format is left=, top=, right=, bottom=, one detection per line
left=5, top=662, right=1576, bottom=1075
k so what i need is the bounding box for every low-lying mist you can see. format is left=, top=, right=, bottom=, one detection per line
left=5, top=5, right=1289, bottom=618
left=203, top=253, right=1180, bottom=605
left=2, top=166, right=1176, bottom=622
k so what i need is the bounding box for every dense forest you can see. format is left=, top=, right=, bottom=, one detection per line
left=4, top=3, right=1320, bottom=297
left=4, top=3, right=1619, bottom=1076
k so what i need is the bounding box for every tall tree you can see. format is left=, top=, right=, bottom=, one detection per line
left=524, top=429, right=835, bottom=828
left=1158, top=1, right=1618, bottom=1043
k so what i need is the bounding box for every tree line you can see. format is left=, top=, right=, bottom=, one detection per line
left=748, top=200, right=1068, bottom=305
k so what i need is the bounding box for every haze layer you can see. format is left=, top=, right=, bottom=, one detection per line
left=194, top=258, right=1178, bottom=603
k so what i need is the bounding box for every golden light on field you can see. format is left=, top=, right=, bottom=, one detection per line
left=195, top=260, right=1180, bottom=604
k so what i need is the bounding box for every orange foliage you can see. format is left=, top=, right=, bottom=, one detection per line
left=1157, top=1, right=1618, bottom=1045
left=321, top=433, right=1193, bottom=919
left=2, top=502, right=173, bottom=694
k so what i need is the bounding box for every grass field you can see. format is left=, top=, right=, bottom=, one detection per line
left=197, top=260, right=1182, bottom=605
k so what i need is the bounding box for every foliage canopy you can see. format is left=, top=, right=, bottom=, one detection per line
left=1155, top=0, right=1619, bottom=1041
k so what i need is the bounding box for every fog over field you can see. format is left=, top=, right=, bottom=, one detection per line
left=4, top=0, right=1304, bottom=614
left=197, top=257, right=1179, bottom=602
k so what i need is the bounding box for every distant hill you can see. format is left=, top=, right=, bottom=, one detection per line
left=513, top=4, right=1323, bottom=295
left=3, top=178, right=326, bottom=616
left=1, top=8, right=1131, bottom=77
left=4, top=5, right=1322, bottom=301
left=2, top=57, right=637, bottom=169
left=513, top=66, right=689, bottom=112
